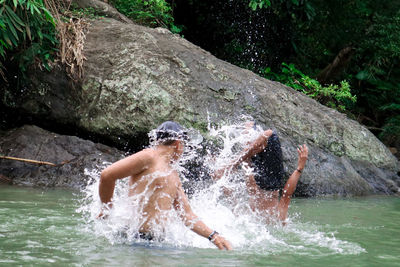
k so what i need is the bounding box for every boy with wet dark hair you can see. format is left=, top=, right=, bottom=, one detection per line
left=98, top=121, right=232, bottom=250
left=213, top=121, right=308, bottom=223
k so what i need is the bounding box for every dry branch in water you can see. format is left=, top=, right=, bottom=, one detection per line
left=0, top=155, right=57, bottom=166
left=0, top=155, right=76, bottom=167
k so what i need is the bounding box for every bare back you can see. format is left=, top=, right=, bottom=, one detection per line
left=127, top=148, right=181, bottom=233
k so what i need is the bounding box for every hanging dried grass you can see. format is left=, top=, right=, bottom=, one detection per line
left=58, top=17, right=89, bottom=81
left=45, top=0, right=89, bottom=82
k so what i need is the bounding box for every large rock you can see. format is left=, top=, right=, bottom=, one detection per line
left=0, top=125, right=123, bottom=189
left=1, top=14, right=399, bottom=195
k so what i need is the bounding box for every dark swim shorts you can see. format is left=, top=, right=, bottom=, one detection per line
left=251, top=132, right=285, bottom=191
left=136, top=232, right=156, bottom=241
left=117, top=228, right=159, bottom=242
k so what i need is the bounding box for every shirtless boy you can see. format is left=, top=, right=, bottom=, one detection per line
left=98, top=121, right=232, bottom=250
left=213, top=121, right=308, bottom=223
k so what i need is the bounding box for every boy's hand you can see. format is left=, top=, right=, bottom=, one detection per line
left=212, top=167, right=228, bottom=181
left=212, top=234, right=232, bottom=250
left=97, top=203, right=113, bottom=219
left=97, top=211, right=108, bottom=219
left=245, top=129, right=273, bottom=156
left=263, top=129, right=273, bottom=138
left=297, top=144, right=308, bottom=171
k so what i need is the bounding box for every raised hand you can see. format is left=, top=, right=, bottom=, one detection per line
left=297, top=144, right=308, bottom=171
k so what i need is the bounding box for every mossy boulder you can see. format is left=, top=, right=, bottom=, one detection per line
left=1, top=15, right=399, bottom=195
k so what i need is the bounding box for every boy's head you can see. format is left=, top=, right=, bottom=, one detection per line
left=153, top=121, right=188, bottom=145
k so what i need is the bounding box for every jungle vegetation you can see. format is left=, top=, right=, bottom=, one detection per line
left=173, top=0, right=400, bottom=151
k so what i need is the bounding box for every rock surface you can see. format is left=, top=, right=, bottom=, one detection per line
left=1, top=12, right=399, bottom=195
left=0, top=125, right=123, bottom=189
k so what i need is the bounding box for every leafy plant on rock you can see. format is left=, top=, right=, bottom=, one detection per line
left=0, top=0, right=58, bottom=81
left=264, top=63, right=356, bottom=111
left=109, top=0, right=181, bottom=33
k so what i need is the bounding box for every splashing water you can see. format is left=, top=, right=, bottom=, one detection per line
left=77, top=119, right=365, bottom=255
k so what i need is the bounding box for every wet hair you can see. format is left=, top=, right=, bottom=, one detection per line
left=153, top=121, right=188, bottom=145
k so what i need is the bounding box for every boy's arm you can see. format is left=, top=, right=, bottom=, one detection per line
left=237, top=129, right=273, bottom=164
left=212, top=129, right=273, bottom=181
left=278, top=144, right=308, bottom=221
left=174, top=183, right=232, bottom=250
left=98, top=150, right=152, bottom=217
left=282, top=144, right=308, bottom=197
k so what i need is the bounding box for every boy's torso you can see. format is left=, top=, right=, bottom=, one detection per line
left=127, top=149, right=181, bottom=233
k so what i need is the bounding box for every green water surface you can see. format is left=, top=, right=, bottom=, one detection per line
left=0, top=185, right=399, bottom=266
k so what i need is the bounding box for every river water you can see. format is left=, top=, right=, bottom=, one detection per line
left=2, top=122, right=400, bottom=266
left=1, top=185, right=399, bottom=266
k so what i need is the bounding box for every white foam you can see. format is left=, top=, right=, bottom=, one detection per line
left=77, top=119, right=365, bottom=255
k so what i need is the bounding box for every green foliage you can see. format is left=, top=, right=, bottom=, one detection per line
left=172, top=0, right=399, bottom=146
left=264, top=63, right=356, bottom=111
left=0, top=0, right=57, bottom=79
left=68, top=4, right=105, bottom=19
left=380, top=115, right=400, bottom=144
left=109, top=0, right=181, bottom=33
left=349, top=11, right=400, bottom=143
left=285, top=1, right=400, bottom=145
left=249, top=0, right=309, bottom=12
left=249, top=0, right=271, bottom=11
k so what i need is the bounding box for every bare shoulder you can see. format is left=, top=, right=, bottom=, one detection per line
left=101, top=148, right=157, bottom=180
left=129, top=148, right=156, bottom=162
left=116, top=148, right=156, bottom=171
